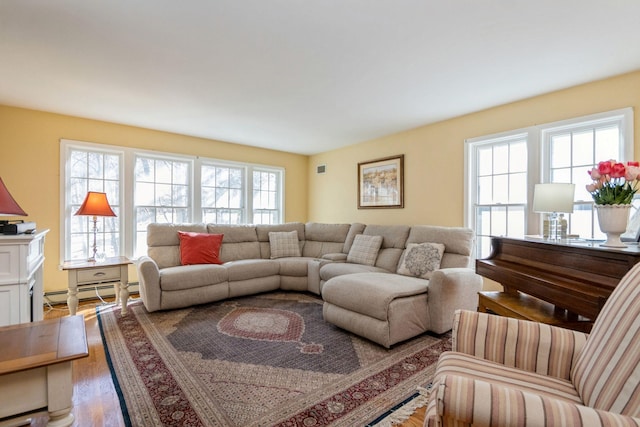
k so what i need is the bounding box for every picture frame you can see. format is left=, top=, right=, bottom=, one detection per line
left=621, top=194, right=640, bottom=243
left=357, top=154, right=404, bottom=209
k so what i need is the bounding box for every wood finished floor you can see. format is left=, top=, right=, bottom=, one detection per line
left=30, top=298, right=425, bottom=427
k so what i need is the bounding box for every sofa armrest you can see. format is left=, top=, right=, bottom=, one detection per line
left=426, top=268, right=482, bottom=334
left=426, top=374, right=640, bottom=427
left=137, top=256, right=162, bottom=312
left=453, top=310, right=589, bottom=379
left=322, top=253, right=347, bottom=262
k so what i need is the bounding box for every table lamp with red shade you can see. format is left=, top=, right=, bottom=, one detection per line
left=74, top=191, right=116, bottom=261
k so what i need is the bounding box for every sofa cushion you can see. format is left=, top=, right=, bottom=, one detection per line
left=319, top=262, right=388, bottom=282
left=148, top=223, right=207, bottom=247
left=364, top=224, right=411, bottom=249
left=347, top=234, right=383, bottom=266
left=277, top=257, right=311, bottom=276
left=256, top=222, right=306, bottom=241
left=147, top=223, right=208, bottom=269
left=256, top=223, right=305, bottom=259
left=178, top=231, right=224, bottom=265
left=305, top=222, right=351, bottom=242
left=343, top=223, right=366, bottom=253
left=322, top=272, right=428, bottom=321
left=406, top=225, right=474, bottom=269
left=363, top=224, right=411, bottom=271
left=160, top=264, right=228, bottom=291
left=269, top=230, right=301, bottom=259
left=302, top=222, right=351, bottom=258
left=207, top=225, right=261, bottom=263
left=396, top=242, right=445, bottom=279
left=224, top=259, right=280, bottom=281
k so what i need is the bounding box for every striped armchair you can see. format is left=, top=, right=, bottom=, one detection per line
left=424, top=261, right=640, bottom=426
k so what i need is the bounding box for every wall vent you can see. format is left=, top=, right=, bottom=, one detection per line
left=316, top=164, right=326, bottom=174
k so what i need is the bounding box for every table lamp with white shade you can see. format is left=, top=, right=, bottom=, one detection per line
left=533, top=183, right=575, bottom=239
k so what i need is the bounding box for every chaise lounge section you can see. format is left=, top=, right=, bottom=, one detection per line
left=137, top=222, right=482, bottom=347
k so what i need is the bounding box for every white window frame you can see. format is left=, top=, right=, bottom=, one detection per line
left=200, top=161, right=246, bottom=224
left=132, top=152, right=194, bottom=258
left=465, top=107, right=633, bottom=257
left=251, top=166, right=285, bottom=224
left=465, top=129, right=537, bottom=257
left=539, top=109, right=633, bottom=184
left=60, top=139, right=285, bottom=262
left=60, top=140, right=126, bottom=262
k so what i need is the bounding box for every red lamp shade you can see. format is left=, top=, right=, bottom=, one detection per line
left=0, top=177, right=27, bottom=216
left=74, top=192, right=116, bottom=217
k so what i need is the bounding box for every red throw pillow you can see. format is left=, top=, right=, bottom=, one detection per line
left=177, top=231, right=224, bottom=265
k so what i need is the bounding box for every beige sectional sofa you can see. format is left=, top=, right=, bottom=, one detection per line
left=137, top=222, right=482, bottom=347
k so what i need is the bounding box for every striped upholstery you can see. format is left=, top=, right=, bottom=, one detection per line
left=453, top=310, right=588, bottom=380
left=425, top=261, right=640, bottom=426
left=572, top=262, right=640, bottom=416
left=426, top=375, right=640, bottom=427
left=433, top=352, right=581, bottom=403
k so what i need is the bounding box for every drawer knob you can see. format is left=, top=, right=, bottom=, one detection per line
left=93, top=272, right=106, bottom=277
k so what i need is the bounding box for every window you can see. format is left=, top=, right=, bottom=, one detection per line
left=62, top=144, right=123, bottom=261
left=467, top=108, right=633, bottom=258
left=133, top=155, right=192, bottom=258
left=201, top=164, right=244, bottom=224
left=469, top=133, right=529, bottom=258
left=253, top=169, right=281, bottom=224
left=541, top=114, right=631, bottom=241
left=61, top=140, right=285, bottom=262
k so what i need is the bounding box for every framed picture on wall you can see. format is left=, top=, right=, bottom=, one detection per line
left=357, top=154, right=404, bottom=209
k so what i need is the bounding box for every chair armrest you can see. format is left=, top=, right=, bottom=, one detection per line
left=322, top=253, right=347, bottom=262
left=426, top=374, right=640, bottom=427
left=453, top=310, right=589, bottom=379
left=136, top=256, right=162, bottom=312
left=426, top=268, right=483, bottom=334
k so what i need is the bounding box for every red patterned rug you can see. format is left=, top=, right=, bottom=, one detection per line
left=98, top=292, right=450, bottom=426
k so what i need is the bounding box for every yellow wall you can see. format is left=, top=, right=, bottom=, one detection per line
left=3, top=69, right=640, bottom=294
left=0, top=106, right=309, bottom=292
left=309, top=70, right=640, bottom=226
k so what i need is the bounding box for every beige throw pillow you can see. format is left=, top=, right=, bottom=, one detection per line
left=268, top=230, right=301, bottom=259
left=396, top=242, right=445, bottom=279
left=347, top=234, right=383, bottom=266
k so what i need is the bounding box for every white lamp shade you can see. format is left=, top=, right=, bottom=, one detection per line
left=533, top=183, right=575, bottom=213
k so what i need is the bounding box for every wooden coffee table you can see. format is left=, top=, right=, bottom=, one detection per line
left=0, top=316, right=88, bottom=427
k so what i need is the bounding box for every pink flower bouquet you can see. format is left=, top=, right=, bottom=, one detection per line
left=586, top=160, right=640, bottom=205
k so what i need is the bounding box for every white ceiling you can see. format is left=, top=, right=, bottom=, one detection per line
left=2, top=1, right=640, bottom=155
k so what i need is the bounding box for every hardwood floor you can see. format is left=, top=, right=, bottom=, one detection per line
left=33, top=298, right=126, bottom=427
left=30, top=298, right=426, bottom=427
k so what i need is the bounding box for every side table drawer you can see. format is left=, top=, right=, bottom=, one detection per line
left=76, top=266, right=121, bottom=285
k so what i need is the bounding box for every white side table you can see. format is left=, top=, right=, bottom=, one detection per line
left=60, top=256, right=132, bottom=316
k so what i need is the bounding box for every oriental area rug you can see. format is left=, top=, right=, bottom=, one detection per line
left=98, top=293, right=450, bottom=426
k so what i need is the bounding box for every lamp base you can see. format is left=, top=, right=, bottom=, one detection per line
left=547, top=213, right=560, bottom=240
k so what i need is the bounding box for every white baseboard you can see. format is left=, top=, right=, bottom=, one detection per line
left=43, top=282, right=140, bottom=305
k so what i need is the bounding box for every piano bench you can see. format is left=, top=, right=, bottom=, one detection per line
left=478, top=291, right=593, bottom=333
